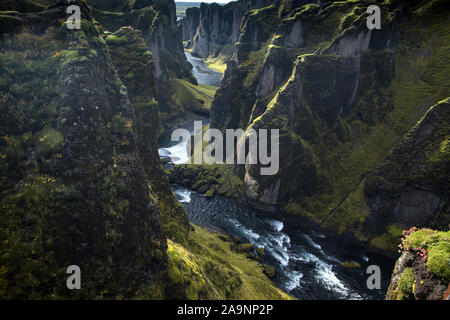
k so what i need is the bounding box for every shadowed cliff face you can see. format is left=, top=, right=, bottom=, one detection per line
left=106, top=26, right=190, bottom=243
left=87, top=0, right=198, bottom=136
left=205, top=0, right=450, bottom=255
left=363, top=99, right=450, bottom=244
left=0, top=0, right=294, bottom=301
left=87, top=0, right=191, bottom=82
left=179, top=7, right=200, bottom=42
left=0, top=0, right=170, bottom=299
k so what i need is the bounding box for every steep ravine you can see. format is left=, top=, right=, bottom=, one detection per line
left=160, top=53, right=393, bottom=300
left=175, top=0, right=450, bottom=300
left=0, top=0, right=448, bottom=301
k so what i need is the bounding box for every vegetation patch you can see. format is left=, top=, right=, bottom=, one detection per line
left=401, top=228, right=450, bottom=282
left=166, top=225, right=292, bottom=300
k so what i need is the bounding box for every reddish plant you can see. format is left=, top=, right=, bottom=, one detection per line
left=398, top=227, right=429, bottom=263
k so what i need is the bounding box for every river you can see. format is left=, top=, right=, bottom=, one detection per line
left=158, top=52, right=394, bottom=300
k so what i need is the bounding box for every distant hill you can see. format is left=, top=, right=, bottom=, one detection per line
left=175, top=2, right=202, bottom=18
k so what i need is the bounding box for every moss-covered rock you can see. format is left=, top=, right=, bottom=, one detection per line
left=88, top=0, right=196, bottom=136
left=169, top=164, right=245, bottom=202
left=106, top=26, right=190, bottom=243
left=0, top=1, right=167, bottom=299
left=256, top=247, right=265, bottom=256
left=386, top=228, right=449, bottom=300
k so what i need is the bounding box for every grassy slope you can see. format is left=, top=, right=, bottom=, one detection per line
left=205, top=54, right=228, bottom=74
left=172, top=78, right=218, bottom=113
left=167, top=225, right=293, bottom=300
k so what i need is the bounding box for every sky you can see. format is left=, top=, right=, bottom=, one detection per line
left=175, top=0, right=234, bottom=3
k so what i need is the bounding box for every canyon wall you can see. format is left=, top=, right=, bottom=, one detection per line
left=178, top=0, right=274, bottom=59
left=206, top=0, right=450, bottom=256
left=0, top=0, right=168, bottom=298
left=179, top=7, right=200, bottom=42
left=88, top=0, right=200, bottom=135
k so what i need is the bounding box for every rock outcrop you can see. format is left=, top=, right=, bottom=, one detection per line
left=386, top=228, right=449, bottom=300
left=362, top=99, right=450, bottom=252
left=0, top=0, right=293, bottom=301
left=179, top=7, right=200, bottom=43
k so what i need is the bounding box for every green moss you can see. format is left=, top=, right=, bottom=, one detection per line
left=340, top=261, right=361, bottom=269
left=205, top=55, right=228, bottom=74
left=369, top=224, right=405, bottom=254
left=105, top=34, right=129, bottom=46
left=427, top=241, right=450, bottom=282
left=166, top=225, right=292, bottom=300
left=262, top=265, right=276, bottom=279
left=167, top=240, right=209, bottom=299
left=283, top=200, right=303, bottom=215
left=322, top=181, right=369, bottom=239
left=256, top=247, right=265, bottom=256
left=170, top=79, right=215, bottom=116
left=393, top=267, right=415, bottom=300
left=204, top=187, right=215, bottom=198
left=170, top=164, right=245, bottom=201
left=173, top=79, right=218, bottom=113
left=339, top=6, right=363, bottom=31
left=235, top=243, right=254, bottom=253
left=35, top=128, right=64, bottom=157
left=242, top=39, right=272, bottom=89
left=387, top=224, right=404, bottom=238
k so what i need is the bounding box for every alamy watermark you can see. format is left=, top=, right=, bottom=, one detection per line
left=366, top=265, right=381, bottom=290
left=66, top=5, right=81, bottom=30
left=171, top=121, right=280, bottom=176
left=366, top=5, right=381, bottom=30
left=66, top=265, right=81, bottom=290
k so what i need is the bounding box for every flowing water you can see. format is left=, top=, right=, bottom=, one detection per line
left=185, top=51, right=223, bottom=87
left=158, top=52, right=394, bottom=300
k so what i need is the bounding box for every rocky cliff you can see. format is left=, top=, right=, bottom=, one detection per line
left=178, top=0, right=273, bottom=59
left=0, top=0, right=292, bottom=300
left=86, top=0, right=203, bottom=136
left=179, top=6, right=200, bottom=43
left=105, top=26, right=190, bottom=243
left=206, top=0, right=450, bottom=256
left=0, top=0, right=167, bottom=298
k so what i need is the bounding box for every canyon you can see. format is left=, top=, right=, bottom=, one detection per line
left=0, top=0, right=448, bottom=300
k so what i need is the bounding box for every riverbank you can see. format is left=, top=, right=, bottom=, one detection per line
left=167, top=223, right=294, bottom=299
